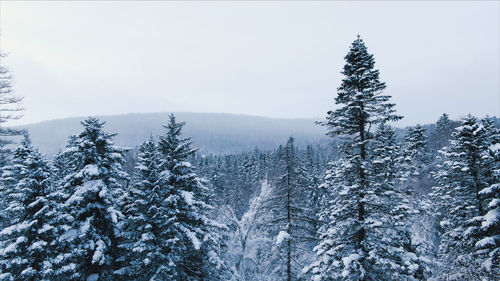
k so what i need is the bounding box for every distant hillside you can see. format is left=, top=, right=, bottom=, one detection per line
left=18, top=112, right=330, bottom=157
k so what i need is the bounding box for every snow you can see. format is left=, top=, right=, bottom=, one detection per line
left=60, top=229, right=79, bottom=242
left=66, top=180, right=104, bottom=205
left=87, top=273, right=99, bottom=281
left=16, top=236, right=27, bottom=244
left=80, top=217, right=91, bottom=234
left=0, top=221, right=34, bottom=236
left=342, top=253, right=360, bottom=268
left=276, top=231, right=290, bottom=246
left=0, top=273, right=12, bottom=280
left=475, top=237, right=496, bottom=248
left=481, top=209, right=499, bottom=230
left=440, top=220, right=451, bottom=228
left=490, top=143, right=500, bottom=153
left=82, top=164, right=99, bottom=177
left=181, top=191, right=194, bottom=206
left=483, top=258, right=493, bottom=272
left=3, top=242, right=18, bottom=255
left=98, top=188, right=107, bottom=198
left=28, top=240, right=47, bottom=251
left=92, top=240, right=106, bottom=265
left=180, top=226, right=201, bottom=250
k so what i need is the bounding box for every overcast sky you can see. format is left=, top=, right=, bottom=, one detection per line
left=1, top=1, right=499, bottom=126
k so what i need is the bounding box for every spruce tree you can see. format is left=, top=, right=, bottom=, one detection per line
left=368, top=124, right=423, bottom=279
left=308, top=36, right=423, bottom=281
left=0, top=135, right=58, bottom=280
left=115, top=137, right=163, bottom=280
left=432, top=115, right=498, bottom=280
left=401, top=125, right=436, bottom=277
left=154, top=114, right=226, bottom=280
left=430, top=113, right=454, bottom=152
left=0, top=135, right=33, bottom=228
left=475, top=120, right=500, bottom=277
left=53, top=118, right=128, bottom=280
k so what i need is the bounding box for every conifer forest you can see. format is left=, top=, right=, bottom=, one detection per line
left=0, top=8, right=499, bottom=281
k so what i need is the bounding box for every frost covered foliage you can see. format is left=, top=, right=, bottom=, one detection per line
left=118, top=114, right=227, bottom=281
left=307, top=36, right=424, bottom=281
left=0, top=53, right=24, bottom=166
left=432, top=115, right=500, bottom=280
left=0, top=135, right=58, bottom=280
left=402, top=125, right=433, bottom=194
left=0, top=135, right=32, bottom=229
left=115, top=137, right=162, bottom=279
left=401, top=125, right=437, bottom=276
left=53, top=118, right=128, bottom=280
left=265, top=137, right=319, bottom=281
left=224, top=180, right=274, bottom=281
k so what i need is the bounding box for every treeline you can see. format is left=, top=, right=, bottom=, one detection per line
left=0, top=116, right=226, bottom=280
left=0, top=37, right=498, bottom=281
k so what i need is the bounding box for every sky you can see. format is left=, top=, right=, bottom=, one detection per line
left=0, top=1, right=499, bottom=127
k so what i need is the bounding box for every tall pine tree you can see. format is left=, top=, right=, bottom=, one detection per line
left=307, top=36, right=425, bottom=281
left=153, top=114, right=227, bottom=280
left=115, top=137, right=164, bottom=280
left=53, top=118, right=128, bottom=281
left=432, top=115, right=499, bottom=280
left=0, top=135, right=58, bottom=280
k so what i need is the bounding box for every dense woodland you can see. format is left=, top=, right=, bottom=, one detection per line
left=0, top=37, right=498, bottom=281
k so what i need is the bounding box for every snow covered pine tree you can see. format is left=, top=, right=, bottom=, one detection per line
left=306, top=35, right=424, bottom=280
left=433, top=115, right=499, bottom=280
left=0, top=135, right=58, bottom=280
left=53, top=118, right=128, bottom=281
left=115, top=137, right=163, bottom=280
left=149, top=114, right=227, bottom=280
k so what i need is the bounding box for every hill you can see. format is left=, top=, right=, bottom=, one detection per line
left=18, top=112, right=330, bottom=156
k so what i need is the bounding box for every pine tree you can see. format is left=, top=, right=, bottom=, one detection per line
left=308, top=36, right=420, bottom=281
left=432, top=115, right=498, bottom=280
left=0, top=135, right=33, bottom=228
left=402, top=125, right=432, bottom=191
left=259, top=137, right=319, bottom=281
left=367, top=124, right=423, bottom=280
left=401, top=125, right=437, bottom=277
left=0, top=135, right=58, bottom=280
left=53, top=118, right=128, bottom=281
left=474, top=120, right=500, bottom=277
left=154, top=114, right=226, bottom=280
left=115, top=137, right=163, bottom=280
left=429, top=113, right=457, bottom=152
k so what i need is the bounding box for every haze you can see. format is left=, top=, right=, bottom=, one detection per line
left=1, top=1, right=499, bottom=126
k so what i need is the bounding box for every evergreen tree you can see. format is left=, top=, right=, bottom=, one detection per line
left=429, top=113, right=458, bottom=152
left=308, top=36, right=423, bottom=280
left=401, top=125, right=437, bottom=277
left=53, top=118, right=128, bottom=280
left=0, top=135, right=58, bottom=280
left=260, top=137, right=319, bottom=281
left=402, top=125, right=432, bottom=192
left=474, top=121, right=500, bottom=277
left=367, top=124, right=423, bottom=279
left=432, top=115, right=498, bottom=280
left=0, top=135, right=33, bottom=228
left=154, top=114, right=227, bottom=280
left=115, top=137, right=163, bottom=280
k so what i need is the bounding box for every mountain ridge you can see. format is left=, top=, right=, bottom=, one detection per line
left=16, top=112, right=330, bottom=156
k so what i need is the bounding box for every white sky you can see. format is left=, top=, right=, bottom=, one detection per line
left=1, top=1, right=499, bottom=126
